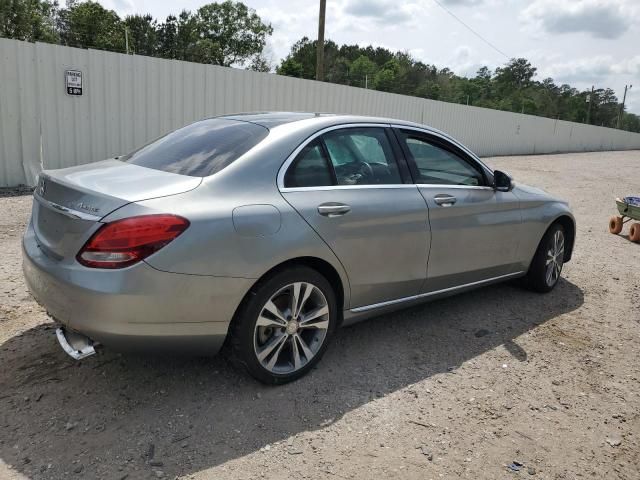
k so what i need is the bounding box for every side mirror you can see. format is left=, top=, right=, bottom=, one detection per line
left=493, top=170, right=514, bottom=192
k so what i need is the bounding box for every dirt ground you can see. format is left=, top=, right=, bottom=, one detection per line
left=0, top=150, right=639, bottom=480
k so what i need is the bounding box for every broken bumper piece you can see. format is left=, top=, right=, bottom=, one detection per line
left=55, top=327, right=98, bottom=360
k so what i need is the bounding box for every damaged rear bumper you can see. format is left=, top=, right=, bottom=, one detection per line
left=55, top=327, right=98, bottom=360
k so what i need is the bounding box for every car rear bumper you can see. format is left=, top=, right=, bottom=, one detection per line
left=22, top=222, right=253, bottom=355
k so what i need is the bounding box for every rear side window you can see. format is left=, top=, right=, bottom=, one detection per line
left=123, top=119, right=268, bottom=177
left=284, top=140, right=333, bottom=188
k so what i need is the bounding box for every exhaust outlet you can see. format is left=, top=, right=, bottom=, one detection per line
left=56, top=327, right=98, bottom=360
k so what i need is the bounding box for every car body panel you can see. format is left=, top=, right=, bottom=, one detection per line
left=418, top=185, right=523, bottom=292
left=282, top=185, right=430, bottom=307
left=23, top=220, right=250, bottom=353
left=32, top=161, right=202, bottom=261
left=40, top=158, right=202, bottom=213
left=511, top=184, right=575, bottom=268
left=103, top=185, right=351, bottom=306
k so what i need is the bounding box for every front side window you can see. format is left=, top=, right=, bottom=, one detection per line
left=400, top=132, right=485, bottom=186
left=124, top=118, right=268, bottom=177
left=323, top=128, right=403, bottom=185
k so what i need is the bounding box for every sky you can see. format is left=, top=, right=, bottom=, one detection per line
left=93, top=0, right=639, bottom=114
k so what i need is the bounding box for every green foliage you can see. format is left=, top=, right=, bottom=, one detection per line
left=194, top=1, right=272, bottom=67
left=276, top=57, right=304, bottom=77
left=277, top=37, right=640, bottom=133
left=58, top=1, right=124, bottom=51
left=2, top=0, right=272, bottom=68
left=247, top=53, right=271, bottom=72
left=155, top=2, right=272, bottom=66
left=0, top=0, right=58, bottom=42
left=124, top=14, right=156, bottom=56
left=349, top=55, right=376, bottom=88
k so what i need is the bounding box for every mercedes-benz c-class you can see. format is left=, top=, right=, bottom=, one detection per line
left=23, top=113, right=575, bottom=383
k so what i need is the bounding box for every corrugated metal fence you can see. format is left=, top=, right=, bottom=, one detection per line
left=1, top=37, right=640, bottom=187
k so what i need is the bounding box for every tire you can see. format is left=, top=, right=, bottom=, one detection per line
left=226, top=266, right=338, bottom=384
left=609, top=215, right=623, bottom=234
left=525, top=223, right=566, bottom=293
left=630, top=223, right=640, bottom=243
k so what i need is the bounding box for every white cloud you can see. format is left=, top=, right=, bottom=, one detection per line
left=97, top=0, right=136, bottom=15
left=440, top=0, right=485, bottom=5
left=522, top=0, right=638, bottom=39
left=539, top=55, right=640, bottom=86
left=343, top=0, right=422, bottom=25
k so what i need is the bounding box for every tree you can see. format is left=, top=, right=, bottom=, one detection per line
left=275, top=37, right=640, bottom=131
left=193, top=1, right=272, bottom=67
left=124, top=14, right=157, bottom=56
left=373, top=59, right=400, bottom=92
left=621, top=112, right=640, bottom=133
left=276, top=57, right=304, bottom=77
left=247, top=53, right=271, bottom=72
left=278, top=37, right=321, bottom=79
left=58, top=1, right=124, bottom=52
left=349, top=55, right=377, bottom=87
left=494, top=58, right=537, bottom=89
left=0, top=0, right=58, bottom=42
left=156, top=14, right=178, bottom=59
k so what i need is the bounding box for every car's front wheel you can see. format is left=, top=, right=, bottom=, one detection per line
left=228, top=266, right=337, bottom=384
left=525, top=223, right=566, bottom=293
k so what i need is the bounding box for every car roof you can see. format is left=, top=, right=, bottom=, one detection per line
left=218, top=111, right=440, bottom=133
left=220, top=112, right=332, bottom=128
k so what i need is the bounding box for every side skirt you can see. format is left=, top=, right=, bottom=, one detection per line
left=342, top=271, right=525, bottom=326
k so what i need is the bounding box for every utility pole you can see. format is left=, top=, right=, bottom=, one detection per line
left=586, top=85, right=594, bottom=124
left=125, top=26, right=130, bottom=54
left=316, top=0, right=326, bottom=81
left=617, top=84, right=632, bottom=129
left=365, top=74, right=368, bottom=89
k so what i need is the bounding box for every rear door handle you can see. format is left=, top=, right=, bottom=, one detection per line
left=317, top=203, right=351, bottom=217
left=434, top=194, right=457, bottom=206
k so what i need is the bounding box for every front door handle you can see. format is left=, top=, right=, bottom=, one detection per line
left=318, top=203, right=351, bottom=217
left=434, top=194, right=457, bottom=206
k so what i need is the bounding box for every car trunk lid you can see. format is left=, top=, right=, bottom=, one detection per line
left=32, top=159, right=201, bottom=260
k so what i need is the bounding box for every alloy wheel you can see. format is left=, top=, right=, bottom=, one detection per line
left=545, top=229, right=564, bottom=287
left=253, top=282, right=330, bottom=375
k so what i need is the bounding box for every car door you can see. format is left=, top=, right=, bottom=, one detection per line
left=280, top=125, right=431, bottom=308
left=394, top=127, right=522, bottom=293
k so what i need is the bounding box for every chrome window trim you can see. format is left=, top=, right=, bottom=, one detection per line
left=33, top=192, right=103, bottom=222
left=416, top=184, right=494, bottom=191
left=282, top=184, right=419, bottom=193
left=350, top=271, right=525, bottom=313
left=277, top=122, right=395, bottom=192
left=392, top=124, right=495, bottom=179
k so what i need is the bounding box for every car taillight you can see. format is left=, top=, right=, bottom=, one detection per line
left=77, top=214, right=190, bottom=269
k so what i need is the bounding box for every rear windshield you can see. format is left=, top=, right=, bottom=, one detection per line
left=123, top=118, right=268, bottom=177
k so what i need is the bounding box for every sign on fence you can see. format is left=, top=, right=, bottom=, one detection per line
left=65, top=69, right=83, bottom=96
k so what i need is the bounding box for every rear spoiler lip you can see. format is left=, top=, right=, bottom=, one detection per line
left=33, top=190, right=102, bottom=222
left=33, top=192, right=104, bottom=222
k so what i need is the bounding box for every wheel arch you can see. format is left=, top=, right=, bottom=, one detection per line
left=551, top=214, right=576, bottom=262
left=231, top=256, right=349, bottom=330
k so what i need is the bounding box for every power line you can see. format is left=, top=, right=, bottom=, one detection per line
left=429, top=0, right=510, bottom=60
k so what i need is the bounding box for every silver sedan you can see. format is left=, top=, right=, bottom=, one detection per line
left=23, top=113, right=575, bottom=383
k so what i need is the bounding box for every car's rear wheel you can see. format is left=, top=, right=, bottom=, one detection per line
left=228, top=266, right=337, bottom=384
left=525, top=223, right=565, bottom=293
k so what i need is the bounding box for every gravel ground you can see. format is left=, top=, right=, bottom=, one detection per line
left=0, top=150, right=639, bottom=480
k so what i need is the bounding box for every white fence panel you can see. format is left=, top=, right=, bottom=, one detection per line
left=1, top=38, right=640, bottom=187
